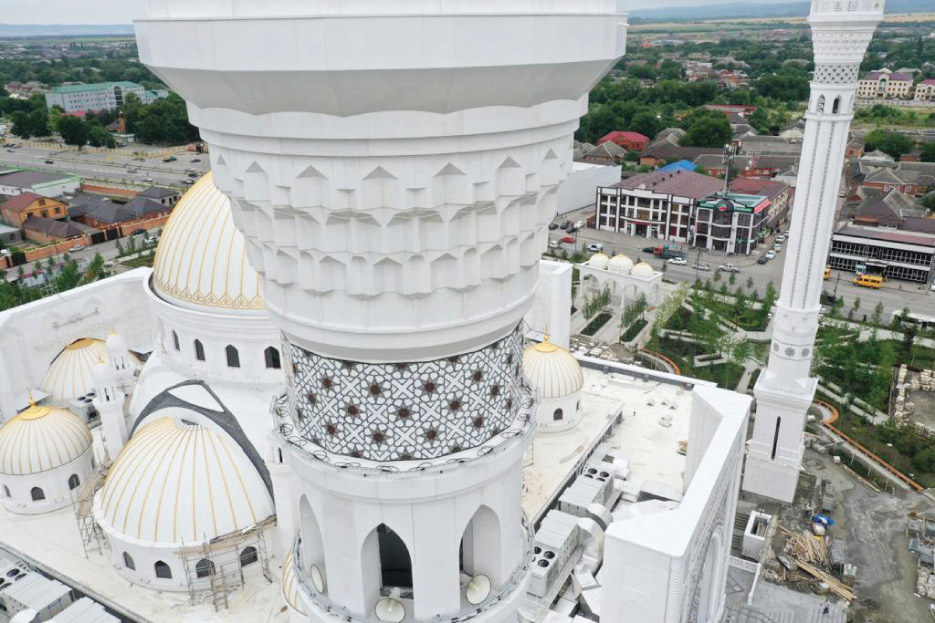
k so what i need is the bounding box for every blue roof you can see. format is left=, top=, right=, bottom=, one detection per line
left=658, top=160, right=698, bottom=173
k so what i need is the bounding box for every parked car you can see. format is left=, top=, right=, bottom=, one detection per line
left=574, top=219, right=585, bottom=230
left=69, top=244, right=86, bottom=252
left=587, top=243, right=604, bottom=252
left=560, top=220, right=571, bottom=229
left=548, top=240, right=561, bottom=249
left=132, top=228, right=146, bottom=236
left=565, top=225, right=578, bottom=234
left=44, top=159, right=53, bottom=164
left=757, top=256, right=769, bottom=265
left=775, top=235, right=786, bottom=243
left=181, top=178, right=194, bottom=185
left=642, top=246, right=657, bottom=254
left=766, top=250, right=777, bottom=260
left=163, top=156, right=177, bottom=162
left=693, top=262, right=710, bottom=271
left=548, top=222, right=558, bottom=230
left=667, top=257, right=687, bottom=266
left=190, top=158, right=201, bottom=163
left=719, top=263, right=741, bottom=273
left=560, top=236, right=575, bottom=244
left=143, top=177, right=154, bottom=183
left=144, top=236, right=159, bottom=245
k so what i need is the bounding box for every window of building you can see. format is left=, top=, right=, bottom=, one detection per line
left=1, top=485, right=9, bottom=498
left=30, top=487, right=44, bottom=501
left=226, top=345, right=240, bottom=368
left=240, top=546, right=258, bottom=567
left=154, top=561, right=172, bottom=579
left=68, top=474, right=80, bottom=490
left=172, top=331, right=180, bottom=351
left=771, top=417, right=782, bottom=461
left=264, top=347, right=281, bottom=370
left=194, top=340, right=205, bottom=362
left=196, top=559, right=215, bottom=578
left=553, top=409, right=563, bottom=421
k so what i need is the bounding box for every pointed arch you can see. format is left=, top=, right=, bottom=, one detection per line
left=299, top=496, right=326, bottom=591
left=459, top=505, right=502, bottom=585
left=361, top=523, right=413, bottom=604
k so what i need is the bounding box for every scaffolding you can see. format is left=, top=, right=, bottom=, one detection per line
left=72, top=467, right=108, bottom=558
left=177, top=517, right=276, bottom=612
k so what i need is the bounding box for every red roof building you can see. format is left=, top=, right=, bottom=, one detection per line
left=598, top=131, right=651, bottom=152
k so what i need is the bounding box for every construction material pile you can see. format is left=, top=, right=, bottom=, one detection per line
left=918, top=567, right=935, bottom=598
left=776, top=526, right=855, bottom=602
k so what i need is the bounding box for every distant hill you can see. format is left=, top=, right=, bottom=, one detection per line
left=0, top=24, right=134, bottom=39
left=631, top=0, right=935, bottom=21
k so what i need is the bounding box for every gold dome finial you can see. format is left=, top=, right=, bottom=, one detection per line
left=28, top=391, right=36, bottom=408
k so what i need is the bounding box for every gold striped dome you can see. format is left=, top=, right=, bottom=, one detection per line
left=608, top=254, right=634, bottom=274
left=587, top=252, right=610, bottom=270
left=281, top=550, right=306, bottom=615
left=41, top=338, right=139, bottom=403
left=522, top=337, right=584, bottom=399
left=96, top=417, right=274, bottom=546
left=631, top=262, right=655, bottom=279
left=152, top=172, right=264, bottom=312
left=0, top=402, right=92, bottom=475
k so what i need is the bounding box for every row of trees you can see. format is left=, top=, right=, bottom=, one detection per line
left=0, top=51, right=161, bottom=91
left=0, top=253, right=108, bottom=312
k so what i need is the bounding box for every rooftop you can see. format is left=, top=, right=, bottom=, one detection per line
left=835, top=224, right=935, bottom=248
left=49, top=81, right=143, bottom=94
left=0, top=169, right=80, bottom=189
left=614, top=169, right=724, bottom=199
left=21, top=217, right=84, bottom=239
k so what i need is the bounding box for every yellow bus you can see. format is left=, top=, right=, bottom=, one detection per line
left=853, top=274, right=883, bottom=289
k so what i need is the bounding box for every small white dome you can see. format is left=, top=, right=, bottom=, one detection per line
left=0, top=402, right=92, bottom=475
left=631, top=262, right=655, bottom=279
left=91, top=358, right=112, bottom=388
left=522, top=338, right=584, bottom=399
left=105, top=329, right=128, bottom=356
left=96, top=417, right=274, bottom=546
left=153, top=172, right=264, bottom=313
left=587, top=252, right=610, bottom=270
left=41, top=338, right=139, bottom=403
left=281, top=549, right=306, bottom=615
left=608, top=254, right=634, bottom=274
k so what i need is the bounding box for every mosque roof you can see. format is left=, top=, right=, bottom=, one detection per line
left=608, top=254, right=634, bottom=274
left=40, top=338, right=139, bottom=403
left=522, top=337, right=584, bottom=399
left=95, top=417, right=274, bottom=546
left=631, top=262, right=655, bottom=278
left=152, top=172, right=264, bottom=313
left=0, top=402, right=92, bottom=476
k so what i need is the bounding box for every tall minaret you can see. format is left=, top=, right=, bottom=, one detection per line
left=92, top=357, right=127, bottom=463
left=744, top=0, right=885, bottom=503
left=136, top=2, right=627, bottom=621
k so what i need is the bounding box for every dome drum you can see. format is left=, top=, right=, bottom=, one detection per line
left=0, top=403, right=95, bottom=515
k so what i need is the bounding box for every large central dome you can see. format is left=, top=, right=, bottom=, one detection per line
left=152, top=173, right=264, bottom=313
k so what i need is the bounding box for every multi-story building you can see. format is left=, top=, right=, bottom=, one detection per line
left=44, top=82, right=168, bottom=113
left=692, top=192, right=772, bottom=256
left=0, top=192, right=67, bottom=227
left=915, top=79, right=935, bottom=101
left=595, top=170, right=723, bottom=242
left=829, top=224, right=935, bottom=284
left=729, top=177, right=793, bottom=230
left=857, top=70, right=914, bottom=100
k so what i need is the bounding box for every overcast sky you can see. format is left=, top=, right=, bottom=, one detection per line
left=0, top=0, right=785, bottom=25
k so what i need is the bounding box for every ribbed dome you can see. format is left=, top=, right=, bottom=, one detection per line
left=522, top=337, right=584, bottom=399
left=631, top=262, right=655, bottom=279
left=281, top=550, right=306, bottom=615
left=587, top=252, right=610, bottom=270
left=0, top=402, right=92, bottom=475
left=40, top=338, right=118, bottom=403
left=95, top=417, right=274, bottom=546
left=152, top=172, right=264, bottom=312
left=608, top=254, right=634, bottom=274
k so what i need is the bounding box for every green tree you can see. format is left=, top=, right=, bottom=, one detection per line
left=921, top=142, right=935, bottom=163
left=864, top=129, right=917, bottom=160
left=87, top=124, right=116, bottom=148
left=57, top=115, right=89, bottom=148
left=871, top=302, right=884, bottom=326
left=681, top=112, right=732, bottom=148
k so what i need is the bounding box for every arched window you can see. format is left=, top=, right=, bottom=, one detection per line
left=240, top=546, right=258, bottom=567
left=226, top=345, right=240, bottom=369
left=362, top=524, right=413, bottom=598
left=154, top=561, right=172, bottom=579
left=123, top=552, right=135, bottom=571
left=553, top=409, right=563, bottom=422
left=816, top=95, right=825, bottom=113
left=68, top=474, right=80, bottom=490
left=195, top=558, right=215, bottom=578
left=264, top=346, right=281, bottom=370
left=194, top=339, right=205, bottom=362
left=832, top=97, right=841, bottom=114
left=460, top=506, right=501, bottom=585
left=1, top=485, right=9, bottom=498
left=172, top=330, right=180, bottom=351
left=30, top=487, right=45, bottom=501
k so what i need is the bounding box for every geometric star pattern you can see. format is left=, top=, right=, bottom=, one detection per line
left=283, top=324, right=525, bottom=462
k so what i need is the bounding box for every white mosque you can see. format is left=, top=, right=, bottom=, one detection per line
left=0, top=1, right=886, bottom=623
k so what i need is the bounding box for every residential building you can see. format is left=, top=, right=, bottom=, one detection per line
left=915, top=79, right=935, bottom=102
left=693, top=192, right=772, bottom=256
left=857, top=70, right=914, bottom=100
left=136, top=186, right=181, bottom=208
left=0, top=169, right=81, bottom=198
left=639, top=134, right=721, bottom=168
left=728, top=177, right=793, bottom=230
left=44, top=81, right=168, bottom=113
left=861, top=162, right=935, bottom=197
left=1, top=192, right=68, bottom=227
left=582, top=141, right=626, bottom=164
left=846, top=137, right=865, bottom=159
left=597, top=131, right=650, bottom=152
left=829, top=224, right=935, bottom=283
left=595, top=170, right=723, bottom=242
left=693, top=153, right=799, bottom=179
left=704, top=104, right=757, bottom=116
left=0, top=223, right=22, bottom=245
left=69, top=195, right=172, bottom=231
left=20, top=217, right=85, bottom=244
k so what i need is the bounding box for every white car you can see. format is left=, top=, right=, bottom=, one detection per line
left=587, top=243, right=604, bottom=252
left=70, top=244, right=86, bottom=252
left=719, top=263, right=741, bottom=273
left=766, top=250, right=776, bottom=260
left=667, top=257, right=687, bottom=266
left=548, top=240, right=561, bottom=249
left=693, top=262, right=710, bottom=271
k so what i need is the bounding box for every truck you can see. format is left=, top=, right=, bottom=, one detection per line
left=645, top=245, right=686, bottom=260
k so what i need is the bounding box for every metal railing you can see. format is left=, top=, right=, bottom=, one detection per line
left=292, top=516, right=534, bottom=623
left=811, top=0, right=884, bottom=13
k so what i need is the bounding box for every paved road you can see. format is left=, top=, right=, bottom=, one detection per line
left=0, top=142, right=210, bottom=187
left=553, top=208, right=933, bottom=320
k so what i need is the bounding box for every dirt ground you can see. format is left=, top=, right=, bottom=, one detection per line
left=802, top=450, right=934, bottom=623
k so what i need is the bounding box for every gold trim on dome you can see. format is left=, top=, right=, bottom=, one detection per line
left=152, top=172, right=265, bottom=311
left=0, top=404, right=92, bottom=475
left=66, top=337, right=96, bottom=351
